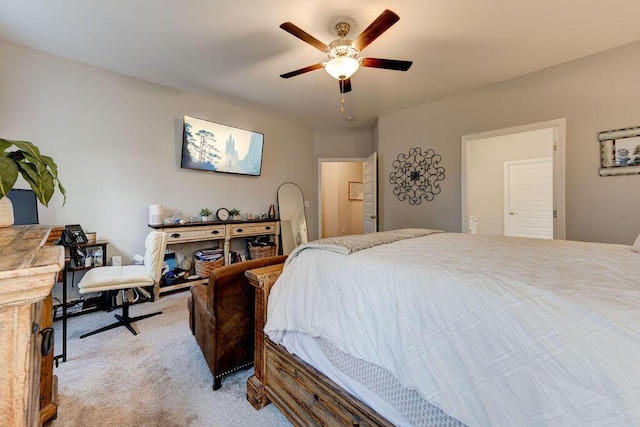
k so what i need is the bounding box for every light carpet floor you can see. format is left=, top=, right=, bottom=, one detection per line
left=50, top=291, right=292, bottom=426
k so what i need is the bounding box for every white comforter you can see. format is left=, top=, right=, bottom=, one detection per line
left=265, top=232, right=640, bottom=426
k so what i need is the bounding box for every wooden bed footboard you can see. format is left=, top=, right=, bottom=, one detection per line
left=245, top=264, right=393, bottom=427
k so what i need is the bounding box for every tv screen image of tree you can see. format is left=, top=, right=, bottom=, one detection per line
left=181, top=115, right=264, bottom=176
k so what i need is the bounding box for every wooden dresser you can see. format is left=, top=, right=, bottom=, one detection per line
left=40, top=226, right=64, bottom=424
left=0, top=225, right=63, bottom=427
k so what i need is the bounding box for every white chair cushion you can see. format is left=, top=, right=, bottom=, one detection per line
left=144, top=231, right=168, bottom=281
left=78, top=265, right=154, bottom=294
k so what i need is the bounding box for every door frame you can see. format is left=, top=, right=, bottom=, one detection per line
left=504, top=157, right=553, bottom=237
left=318, top=157, right=366, bottom=239
left=362, top=152, right=378, bottom=234
left=461, top=118, right=566, bottom=239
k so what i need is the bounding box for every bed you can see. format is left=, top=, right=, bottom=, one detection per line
left=246, top=229, right=640, bottom=426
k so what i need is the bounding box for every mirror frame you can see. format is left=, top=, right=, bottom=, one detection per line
left=277, top=182, right=308, bottom=255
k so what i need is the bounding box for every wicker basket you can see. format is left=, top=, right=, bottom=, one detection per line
left=194, top=256, right=225, bottom=278
left=248, top=244, right=276, bottom=260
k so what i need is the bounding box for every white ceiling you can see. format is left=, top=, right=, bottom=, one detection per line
left=2, top=0, right=640, bottom=129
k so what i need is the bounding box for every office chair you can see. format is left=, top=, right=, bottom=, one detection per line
left=77, top=231, right=168, bottom=338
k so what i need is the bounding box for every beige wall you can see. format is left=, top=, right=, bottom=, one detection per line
left=314, top=128, right=373, bottom=159
left=0, top=39, right=315, bottom=260
left=321, top=162, right=364, bottom=238
left=378, top=40, right=640, bottom=244
left=469, top=128, right=553, bottom=236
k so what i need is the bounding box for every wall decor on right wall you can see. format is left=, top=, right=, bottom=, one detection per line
left=599, top=126, right=640, bottom=176
left=389, top=147, right=446, bottom=205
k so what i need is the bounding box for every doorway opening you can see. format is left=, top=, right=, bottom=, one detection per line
left=461, top=119, right=566, bottom=239
left=318, top=159, right=364, bottom=239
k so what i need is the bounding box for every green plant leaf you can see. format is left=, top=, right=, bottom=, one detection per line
left=14, top=162, right=44, bottom=203
left=7, top=150, right=25, bottom=162
left=15, top=161, right=55, bottom=206
left=10, top=140, right=41, bottom=159
left=40, top=155, right=66, bottom=205
left=1, top=138, right=65, bottom=206
left=0, top=156, right=19, bottom=198
left=58, top=181, right=67, bottom=205
left=0, top=138, right=12, bottom=153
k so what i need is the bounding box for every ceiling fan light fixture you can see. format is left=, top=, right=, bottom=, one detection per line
left=325, top=56, right=359, bottom=80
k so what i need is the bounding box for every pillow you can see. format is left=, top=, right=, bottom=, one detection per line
left=633, top=234, right=640, bottom=253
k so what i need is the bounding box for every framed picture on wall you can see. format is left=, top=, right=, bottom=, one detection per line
left=348, top=181, right=363, bottom=200
left=599, top=125, right=640, bottom=176
left=181, top=115, right=264, bottom=176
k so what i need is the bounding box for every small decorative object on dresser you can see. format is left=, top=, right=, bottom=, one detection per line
left=148, top=204, right=164, bottom=225
left=199, top=208, right=213, bottom=222
left=216, top=207, right=230, bottom=222
left=229, top=208, right=241, bottom=221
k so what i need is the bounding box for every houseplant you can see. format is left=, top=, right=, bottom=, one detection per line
left=199, top=207, right=213, bottom=222
left=229, top=208, right=241, bottom=220
left=0, top=138, right=66, bottom=227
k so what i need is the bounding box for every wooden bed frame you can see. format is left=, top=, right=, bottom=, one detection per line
left=245, top=263, right=394, bottom=426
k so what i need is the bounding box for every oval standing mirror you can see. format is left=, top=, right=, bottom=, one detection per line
left=277, top=182, right=308, bottom=255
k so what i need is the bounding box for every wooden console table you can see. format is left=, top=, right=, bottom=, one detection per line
left=0, top=225, right=63, bottom=427
left=149, top=219, right=279, bottom=299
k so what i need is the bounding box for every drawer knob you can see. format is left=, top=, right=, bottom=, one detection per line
left=265, top=226, right=271, bottom=230
left=171, top=233, right=181, bottom=238
left=236, top=228, right=243, bottom=233
left=211, top=230, right=219, bottom=235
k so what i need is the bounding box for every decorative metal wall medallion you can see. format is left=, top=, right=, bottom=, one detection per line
left=389, top=147, right=445, bottom=205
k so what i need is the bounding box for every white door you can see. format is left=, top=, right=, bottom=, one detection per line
left=363, top=153, right=377, bottom=233
left=505, top=158, right=553, bottom=239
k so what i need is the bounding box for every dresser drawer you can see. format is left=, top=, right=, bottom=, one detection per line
left=229, top=222, right=277, bottom=237
left=165, top=225, right=226, bottom=244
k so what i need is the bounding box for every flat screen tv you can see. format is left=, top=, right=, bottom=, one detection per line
left=181, top=115, right=264, bottom=176
left=7, top=189, right=39, bottom=225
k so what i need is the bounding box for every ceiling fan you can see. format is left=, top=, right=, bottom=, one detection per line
left=279, top=9, right=412, bottom=110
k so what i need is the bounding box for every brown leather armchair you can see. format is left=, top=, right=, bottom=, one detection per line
left=188, top=255, right=288, bottom=390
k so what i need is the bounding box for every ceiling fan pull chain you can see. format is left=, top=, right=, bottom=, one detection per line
left=340, top=80, right=345, bottom=113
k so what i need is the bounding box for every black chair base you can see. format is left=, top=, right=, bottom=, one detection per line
left=80, top=293, right=162, bottom=338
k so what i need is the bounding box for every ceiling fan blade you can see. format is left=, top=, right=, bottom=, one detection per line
left=339, top=78, right=352, bottom=94
left=360, top=57, right=413, bottom=71
left=280, top=63, right=325, bottom=79
left=352, top=9, right=400, bottom=51
left=280, top=22, right=329, bottom=53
